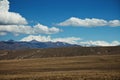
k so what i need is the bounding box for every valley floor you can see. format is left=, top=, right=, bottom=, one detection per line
left=0, top=55, right=120, bottom=80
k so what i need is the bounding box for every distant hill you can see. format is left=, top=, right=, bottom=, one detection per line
left=0, top=40, right=78, bottom=50
left=0, top=46, right=120, bottom=60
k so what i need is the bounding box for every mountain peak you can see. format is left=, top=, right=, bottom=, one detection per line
left=30, top=40, right=40, bottom=43
left=7, top=39, right=15, bottom=42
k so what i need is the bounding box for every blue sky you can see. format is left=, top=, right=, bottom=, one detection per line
left=0, top=0, right=120, bottom=46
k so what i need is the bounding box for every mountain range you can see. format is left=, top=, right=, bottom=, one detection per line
left=0, top=40, right=79, bottom=50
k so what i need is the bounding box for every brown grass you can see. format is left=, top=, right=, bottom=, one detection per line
left=0, top=55, right=120, bottom=80
left=0, top=46, right=120, bottom=60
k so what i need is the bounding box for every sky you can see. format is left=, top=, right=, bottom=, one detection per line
left=0, top=0, right=120, bottom=46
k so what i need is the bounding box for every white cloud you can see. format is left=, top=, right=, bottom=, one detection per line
left=0, top=12, right=27, bottom=25
left=109, top=20, right=120, bottom=27
left=0, top=0, right=27, bottom=25
left=111, top=41, right=120, bottom=46
left=57, top=17, right=120, bottom=27
left=79, top=40, right=120, bottom=46
left=0, top=0, right=9, bottom=12
left=20, top=35, right=81, bottom=44
left=21, top=35, right=51, bottom=42
left=0, top=23, right=61, bottom=35
left=52, top=37, right=81, bottom=44
left=33, top=24, right=61, bottom=34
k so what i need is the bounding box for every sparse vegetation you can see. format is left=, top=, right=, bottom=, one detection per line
left=0, top=46, right=120, bottom=60
left=0, top=55, right=120, bottom=80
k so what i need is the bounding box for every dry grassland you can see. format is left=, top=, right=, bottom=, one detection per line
left=0, top=55, right=120, bottom=80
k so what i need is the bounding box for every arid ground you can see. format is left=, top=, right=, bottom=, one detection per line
left=0, top=54, right=120, bottom=80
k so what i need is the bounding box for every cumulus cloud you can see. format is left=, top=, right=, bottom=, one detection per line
left=52, top=37, right=81, bottom=44
left=79, top=40, right=120, bottom=46
left=0, top=0, right=27, bottom=25
left=21, top=35, right=51, bottom=42
left=20, top=35, right=81, bottom=44
left=0, top=12, right=27, bottom=25
left=0, top=0, right=9, bottom=12
left=109, top=20, right=120, bottom=27
left=0, top=0, right=61, bottom=35
left=57, top=17, right=120, bottom=27
left=54, top=37, right=81, bottom=44
left=0, top=23, right=61, bottom=35
left=33, top=24, right=61, bottom=34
